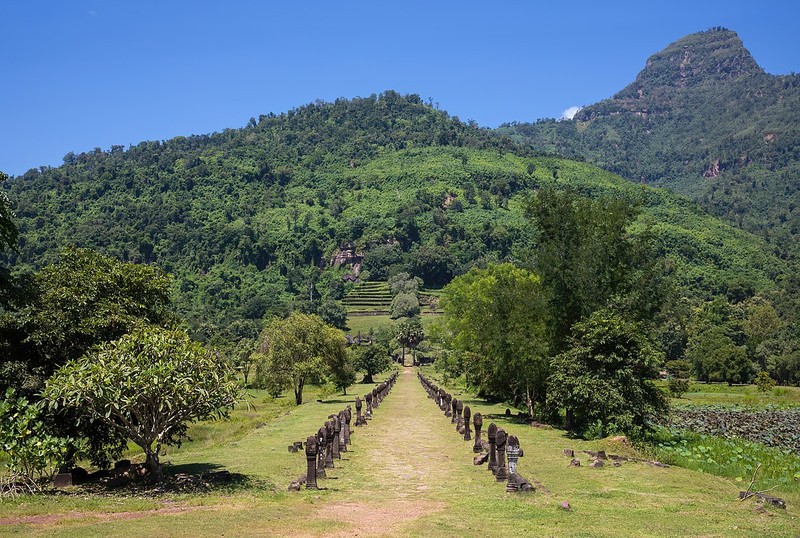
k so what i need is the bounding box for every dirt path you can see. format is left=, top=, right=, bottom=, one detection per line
left=314, top=368, right=468, bottom=535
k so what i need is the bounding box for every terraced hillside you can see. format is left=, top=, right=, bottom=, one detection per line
left=343, top=281, right=392, bottom=315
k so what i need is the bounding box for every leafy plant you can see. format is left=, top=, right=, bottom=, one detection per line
left=44, top=327, right=242, bottom=482
left=755, top=371, right=776, bottom=392
left=0, top=388, right=71, bottom=490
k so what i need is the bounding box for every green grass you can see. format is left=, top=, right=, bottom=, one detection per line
left=2, top=370, right=798, bottom=536
left=669, top=382, right=800, bottom=408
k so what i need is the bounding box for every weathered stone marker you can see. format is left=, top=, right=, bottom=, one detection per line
left=462, top=405, right=472, bottom=440
left=332, top=415, right=342, bottom=459
left=445, top=393, right=452, bottom=418
left=365, top=393, right=373, bottom=420
left=487, top=423, right=498, bottom=474
left=306, top=435, right=318, bottom=489
left=338, top=410, right=347, bottom=453
left=325, top=421, right=335, bottom=468
left=472, top=413, right=483, bottom=453
left=451, top=398, right=458, bottom=424
left=344, top=406, right=352, bottom=444
left=495, top=428, right=508, bottom=481
left=317, top=426, right=328, bottom=478
left=455, top=400, right=464, bottom=432
left=505, top=434, right=519, bottom=492
left=355, top=396, right=365, bottom=426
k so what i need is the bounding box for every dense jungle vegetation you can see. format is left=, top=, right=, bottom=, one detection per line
left=500, top=27, right=800, bottom=260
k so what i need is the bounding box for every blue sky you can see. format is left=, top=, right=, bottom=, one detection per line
left=1, top=1, right=798, bottom=176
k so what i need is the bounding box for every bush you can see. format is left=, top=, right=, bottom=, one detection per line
left=755, top=371, right=776, bottom=392
left=0, top=389, right=71, bottom=489
left=668, top=378, right=690, bottom=398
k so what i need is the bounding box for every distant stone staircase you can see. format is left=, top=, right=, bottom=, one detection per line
left=343, top=281, right=392, bottom=315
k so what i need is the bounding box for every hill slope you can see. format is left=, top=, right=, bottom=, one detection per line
left=2, top=92, right=788, bottom=338
left=500, top=27, right=800, bottom=258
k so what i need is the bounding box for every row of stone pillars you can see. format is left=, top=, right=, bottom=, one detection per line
left=297, top=372, right=399, bottom=490
left=417, top=372, right=534, bottom=493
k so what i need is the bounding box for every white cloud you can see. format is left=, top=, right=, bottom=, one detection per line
left=560, top=106, right=582, bottom=120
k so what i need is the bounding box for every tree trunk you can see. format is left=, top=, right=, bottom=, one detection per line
left=144, top=447, right=163, bottom=483
left=295, top=378, right=305, bottom=405
left=566, top=408, right=574, bottom=432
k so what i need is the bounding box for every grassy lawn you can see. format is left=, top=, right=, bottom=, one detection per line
left=2, top=369, right=798, bottom=537
left=669, top=382, right=800, bottom=408
left=345, top=313, right=443, bottom=335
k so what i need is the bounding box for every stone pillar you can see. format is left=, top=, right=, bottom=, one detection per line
left=338, top=411, right=347, bottom=453
left=495, top=428, right=508, bottom=481
left=455, top=400, right=464, bottom=431
left=463, top=406, right=472, bottom=441
left=472, top=413, right=483, bottom=453
left=365, top=393, right=373, bottom=419
left=445, top=394, right=452, bottom=418
left=316, top=426, right=327, bottom=478
left=305, top=435, right=318, bottom=490
left=324, top=422, right=335, bottom=469
left=344, top=406, right=352, bottom=444
left=332, top=415, right=341, bottom=459
left=355, top=397, right=365, bottom=426
left=372, top=388, right=379, bottom=409
left=506, top=434, right=520, bottom=492
left=451, top=398, right=458, bottom=424
left=487, top=423, right=498, bottom=474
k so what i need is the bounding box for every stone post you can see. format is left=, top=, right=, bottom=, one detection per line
left=324, top=422, right=335, bottom=468
left=506, top=435, right=521, bottom=492
left=472, top=413, right=483, bottom=453
left=463, top=406, right=472, bottom=441
left=355, top=397, right=365, bottom=426
left=338, top=411, right=347, bottom=453
left=451, top=398, right=458, bottom=424
left=332, top=415, right=341, bottom=459
left=445, top=394, right=452, bottom=418
left=316, top=426, right=327, bottom=478
left=487, top=423, right=498, bottom=474
left=305, top=435, right=318, bottom=489
left=372, top=388, right=379, bottom=409
left=495, top=428, right=508, bottom=481
left=455, top=400, right=464, bottom=431
left=365, top=393, right=373, bottom=420
left=344, top=406, right=352, bottom=444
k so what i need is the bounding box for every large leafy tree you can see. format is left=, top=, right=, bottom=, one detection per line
left=254, top=312, right=348, bottom=404
left=395, top=316, right=424, bottom=366
left=2, top=247, right=174, bottom=394
left=352, top=344, right=392, bottom=384
left=44, top=327, right=241, bottom=482
left=547, top=309, right=668, bottom=438
left=527, top=188, right=655, bottom=352
left=442, top=263, right=549, bottom=415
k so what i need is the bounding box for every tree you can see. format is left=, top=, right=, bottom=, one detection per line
left=526, top=188, right=649, bottom=352
left=254, top=312, right=348, bottom=404
left=391, top=292, right=420, bottom=318
left=547, top=310, right=668, bottom=438
left=0, top=172, right=17, bottom=255
left=43, top=327, right=241, bottom=482
left=2, top=247, right=174, bottom=395
left=353, top=344, right=392, bottom=383
left=395, top=316, right=424, bottom=366
left=317, top=299, right=348, bottom=329
left=442, top=263, right=549, bottom=416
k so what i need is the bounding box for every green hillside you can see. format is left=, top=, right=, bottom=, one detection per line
left=500, top=27, right=800, bottom=259
left=2, top=92, right=789, bottom=340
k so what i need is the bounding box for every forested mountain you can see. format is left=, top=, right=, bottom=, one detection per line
left=499, top=27, right=800, bottom=258
left=2, top=91, right=790, bottom=341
